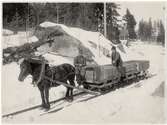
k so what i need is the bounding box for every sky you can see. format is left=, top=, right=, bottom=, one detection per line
left=117, top=1, right=165, bottom=25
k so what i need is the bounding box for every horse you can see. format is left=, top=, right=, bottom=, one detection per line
left=18, top=59, right=75, bottom=109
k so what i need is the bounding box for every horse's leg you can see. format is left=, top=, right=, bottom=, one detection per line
left=38, top=86, right=46, bottom=108
left=68, top=78, right=75, bottom=101
left=65, top=81, right=70, bottom=100
left=44, top=86, right=50, bottom=109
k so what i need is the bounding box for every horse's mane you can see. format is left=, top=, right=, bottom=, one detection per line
left=23, top=58, right=47, bottom=71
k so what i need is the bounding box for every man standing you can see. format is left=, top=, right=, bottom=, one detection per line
left=111, top=46, right=123, bottom=68
left=74, top=48, right=86, bottom=86
left=111, top=46, right=124, bottom=87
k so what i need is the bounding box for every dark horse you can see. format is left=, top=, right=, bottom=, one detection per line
left=18, top=59, right=75, bottom=109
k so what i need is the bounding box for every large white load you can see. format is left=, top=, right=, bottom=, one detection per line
left=38, top=21, right=145, bottom=66
left=37, top=21, right=113, bottom=65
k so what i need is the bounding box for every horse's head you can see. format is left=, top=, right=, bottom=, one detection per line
left=18, top=59, right=32, bottom=82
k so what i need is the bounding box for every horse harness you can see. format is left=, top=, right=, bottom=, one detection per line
left=33, top=62, right=75, bottom=86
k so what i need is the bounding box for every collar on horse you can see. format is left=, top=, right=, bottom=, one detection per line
left=32, top=60, right=55, bottom=86
left=32, top=61, right=46, bottom=86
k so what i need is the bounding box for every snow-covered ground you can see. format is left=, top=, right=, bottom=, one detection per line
left=2, top=23, right=166, bottom=123
left=3, top=29, right=14, bottom=36
left=2, top=31, right=37, bottom=49
left=2, top=41, right=165, bottom=123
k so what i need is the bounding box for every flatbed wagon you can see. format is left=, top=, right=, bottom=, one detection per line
left=82, top=60, right=150, bottom=90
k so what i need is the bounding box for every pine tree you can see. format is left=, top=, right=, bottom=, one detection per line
left=138, top=19, right=162, bottom=42
left=138, top=19, right=144, bottom=40
left=10, top=9, right=23, bottom=33
left=30, top=3, right=46, bottom=26
left=123, top=9, right=137, bottom=39
left=148, top=18, right=153, bottom=40
left=3, top=2, right=121, bottom=41
left=106, top=3, right=121, bottom=42
left=157, top=20, right=165, bottom=45
left=92, top=3, right=121, bottom=42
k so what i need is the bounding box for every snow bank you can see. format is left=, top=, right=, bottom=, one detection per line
left=3, top=29, right=14, bottom=36
left=2, top=32, right=38, bottom=49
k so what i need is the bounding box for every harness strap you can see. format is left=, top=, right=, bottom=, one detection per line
left=46, top=71, right=75, bottom=86
left=35, top=61, right=46, bottom=86
left=43, top=75, right=100, bottom=95
left=34, top=64, right=76, bottom=87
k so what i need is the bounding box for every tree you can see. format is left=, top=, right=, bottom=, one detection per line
left=92, top=3, right=121, bottom=42
left=157, top=20, right=165, bottom=45
left=3, top=3, right=28, bottom=28
left=3, top=2, right=121, bottom=43
left=138, top=19, right=164, bottom=43
left=138, top=19, right=144, bottom=40
left=9, top=9, right=24, bottom=33
left=106, top=3, right=121, bottom=42
left=123, top=9, right=137, bottom=39
left=3, top=3, right=39, bottom=29
left=30, top=3, right=46, bottom=26
left=50, top=2, right=121, bottom=42
left=147, top=18, right=153, bottom=40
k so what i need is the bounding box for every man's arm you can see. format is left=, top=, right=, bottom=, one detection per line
left=111, top=53, right=116, bottom=65
left=114, top=52, right=120, bottom=62
left=111, top=53, right=120, bottom=66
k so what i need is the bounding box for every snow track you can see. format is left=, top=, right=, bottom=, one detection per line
left=2, top=92, right=85, bottom=118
